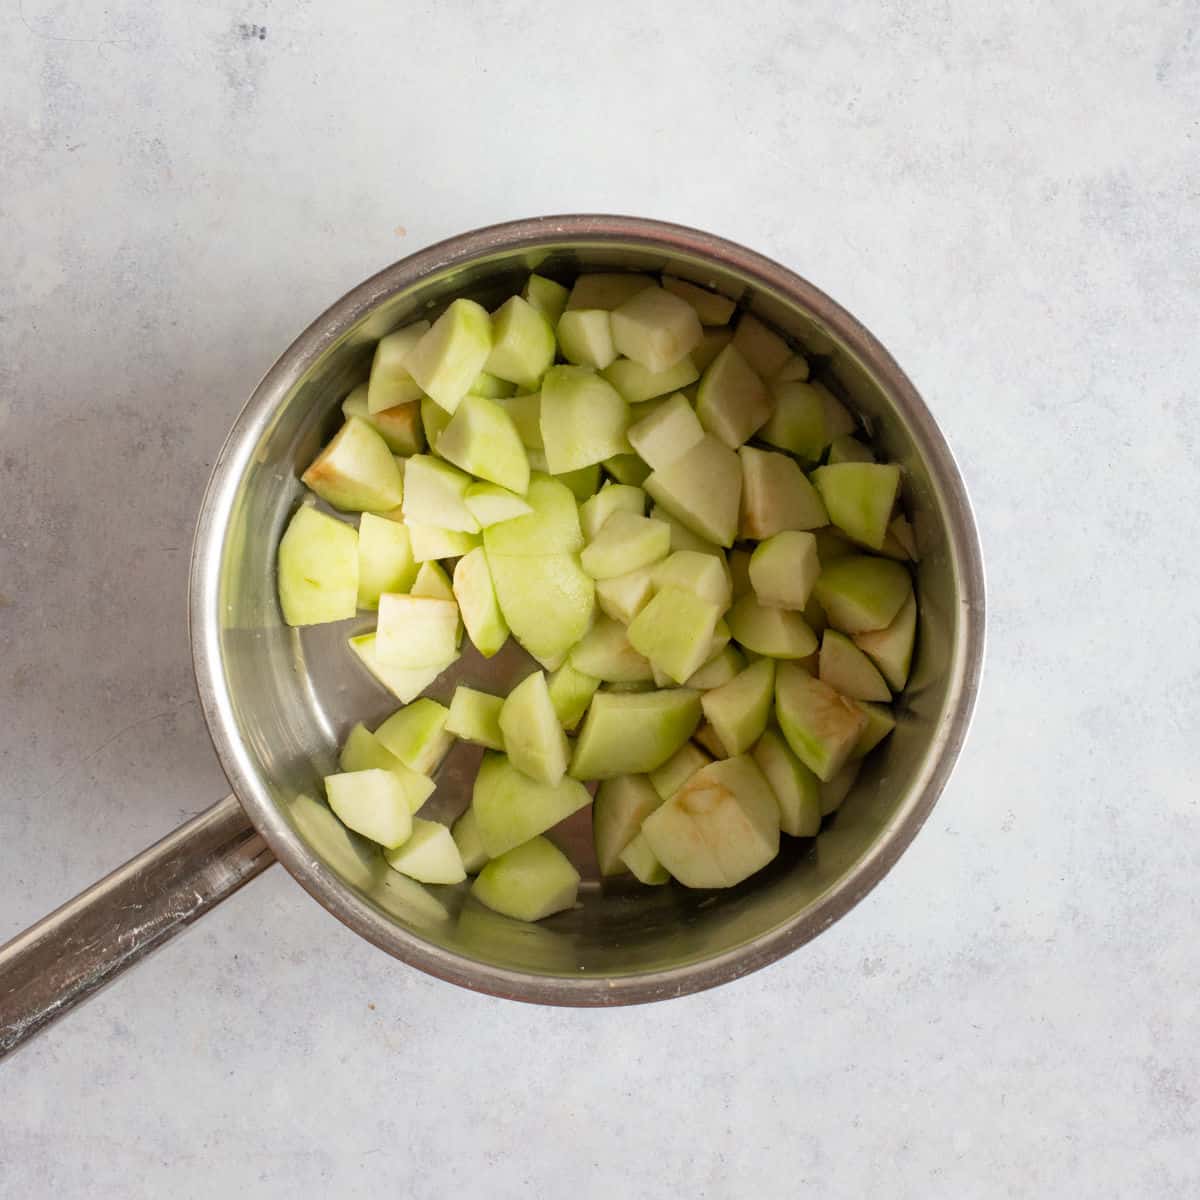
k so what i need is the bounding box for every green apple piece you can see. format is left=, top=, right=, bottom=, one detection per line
left=595, top=565, right=656, bottom=625
left=775, top=663, right=868, bottom=781
left=685, top=643, right=746, bottom=690
left=339, top=723, right=436, bottom=813
left=436, top=394, right=530, bottom=495
left=343, top=386, right=426, bottom=455
left=452, top=547, right=509, bottom=657
left=852, top=700, right=896, bottom=758
left=626, top=392, right=705, bottom=471
left=464, top=482, right=533, bottom=528
left=752, top=727, right=821, bottom=836
left=827, top=435, right=874, bottom=465
left=810, top=463, right=902, bottom=551
left=348, top=632, right=455, bottom=703
left=691, top=327, right=733, bottom=373
left=728, top=595, right=817, bottom=659
left=484, top=295, right=555, bottom=389
left=566, top=272, right=655, bottom=311
left=325, top=768, right=412, bottom=849
left=853, top=590, right=917, bottom=691
left=749, top=530, right=820, bottom=611
left=469, top=371, right=517, bottom=399
left=580, top=512, right=670, bottom=580
left=661, top=276, right=736, bottom=326
left=653, top=550, right=732, bottom=611
left=813, top=381, right=857, bottom=442
left=402, top=454, right=479, bottom=533
left=644, top=434, right=741, bottom=548
left=619, top=832, right=670, bottom=884
left=739, top=445, right=827, bottom=538
left=539, top=365, right=630, bottom=475
left=411, top=559, right=455, bottom=600
left=472, top=836, right=580, bottom=922
left=384, top=818, right=466, bottom=884
left=376, top=594, right=460, bottom=667
left=604, top=454, right=652, bottom=486
left=696, top=344, right=772, bottom=449
left=494, top=391, right=543, bottom=449
left=301, top=418, right=405, bottom=513
left=627, top=587, right=723, bottom=684
left=728, top=547, right=752, bottom=598
left=482, top=474, right=583, bottom=556
left=555, top=464, right=603, bottom=502
left=375, top=698, right=453, bottom=775
left=547, top=661, right=601, bottom=731
left=499, top=670, right=569, bottom=785
left=813, top=555, right=911, bottom=634
left=774, top=352, right=811, bottom=382
left=651, top=505, right=723, bottom=558
left=732, top=312, right=791, bottom=378
left=610, top=286, right=703, bottom=373
left=569, top=617, right=654, bottom=683
left=451, top=806, right=489, bottom=873
left=701, top=657, right=775, bottom=757
left=446, top=685, right=505, bottom=750
left=406, top=298, right=493, bottom=414
left=880, top=514, right=918, bottom=561
left=593, top=773, right=665, bottom=875
left=693, top=720, right=728, bottom=759
left=367, top=321, right=430, bottom=413
left=557, top=308, right=617, bottom=369
left=277, top=505, right=358, bottom=625
left=488, top=551, right=595, bottom=664
left=759, top=381, right=827, bottom=460
left=472, top=752, right=591, bottom=856
left=649, top=742, right=713, bottom=800
left=408, top=523, right=480, bottom=563
left=819, top=629, right=891, bottom=701
left=820, top=761, right=861, bottom=815
left=523, top=273, right=570, bottom=325
left=581, top=483, right=646, bottom=540
left=570, top=688, right=702, bottom=780
left=421, top=395, right=451, bottom=452
left=602, top=355, right=699, bottom=404
left=642, top=756, right=779, bottom=888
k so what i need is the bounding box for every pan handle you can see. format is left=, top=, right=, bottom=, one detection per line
left=0, top=794, right=274, bottom=1060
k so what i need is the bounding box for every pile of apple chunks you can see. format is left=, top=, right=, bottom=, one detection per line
left=277, top=270, right=918, bottom=924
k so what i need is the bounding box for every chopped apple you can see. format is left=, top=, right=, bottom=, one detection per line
left=661, top=276, right=736, bottom=325
left=651, top=505, right=724, bottom=558
left=775, top=663, right=867, bottom=781
left=819, top=629, right=891, bottom=701
left=540, top=366, right=630, bottom=474
left=463, top=482, right=533, bottom=527
left=472, top=836, right=580, bottom=922
left=810, top=463, right=902, bottom=550
left=384, top=818, right=466, bottom=884
left=324, top=768, right=412, bottom=849
left=468, top=371, right=516, bottom=399
left=472, top=752, right=591, bottom=856
left=701, top=657, right=775, bottom=756
left=852, top=701, right=896, bottom=758
left=759, top=381, right=828, bottom=461
left=485, top=295, right=555, bottom=389
left=374, top=698, right=453, bottom=775
left=402, top=455, right=480, bottom=533
left=499, top=670, right=569, bottom=785
left=446, top=685, right=505, bottom=750
left=556, top=464, right=602, bottom=502
left=581, top=484, right=646, bottom=540
left=339, top=723, right=436, bottom=813
left=820, top=760, right=861, bottom=815
left=411, top=559, right=455, bottom=601
left=813, top=381, right=857, bottom=442
left=610, top=286, right=703, bottom=373
left=828, top=435, right=874, bottom=465
left=581, top=512, right=671, bottom=579
left=749, top=530, right=820, bottom=611
left=691, top=327, right=734, bottom=373
left=595, top=565, right=656, bottom=624
left=774, top=352, right=811, bottom=382
left=569, top=688, right=702, bottom=779
left=569, top=616, right=654, bottom=682
left=488, top=551, right=594, bottom=665
left=648, top=742, right=713, bottom=800
left=406, top=298, right=493, bottom=414
left=482, top=474, right=583, bottom=556
left=355, top=513, right=417, bottom=610
left=619, top=832, right=670, bottom=884
left=523, top=273, right=570, bottom=325
left=436, top=394, right=530, bottom=495
left=376, top=594, right=460, bottom=668
left=685, top=643, right=746, bottom=690
left=652, top=550, right=732, bottom=611
left=420, top=395, right=451, bottom=451
left=731, top=312, right=791, bottom=378
left=603, top=453, right=652, bottom=485
left=451, top=547, right=509, bottom=657
left=348, top=632, right=456, bottom=703
left=696, top=344, right=772, bottom=448
left=752, top=727, right=821, bottom=836
left=343, top=385, right=425, bottom=455
left=593, top=774, right=665, bottom=875
left=627, top=586, right=723, bottom=684
left=626, top=392, right=706, bottom=470
left=408, top=524, right=480, bottom=562
left=367, top=321, right=430, bottom=413
left=853, top=590, right=917, bottom=691
left=451, top=806, right=489, bottom=873
left=602, top=355, right=699, bottom=404
left=495, top=391, right=543, bottom=448
left=813, top=555, right=911, bottom=634
left=693, top=720, right=728, bottom=759
left=739, top=445, right=827, bottom=537
left=557, top=308, right=617, bottom=369
left=547, top=660, right=601, bottom=730
left=301, top=417, right=405, bottom=512
left=277, top=505, right=358, bottom=626
left=728, top=595, right=817, bottom=659
left=644, top=434, right=742, bottom=548
left=566, top=272, right=655, bottom=310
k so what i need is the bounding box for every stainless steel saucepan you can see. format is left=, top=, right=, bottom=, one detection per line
left=0, top=216, right=985, bottom=1058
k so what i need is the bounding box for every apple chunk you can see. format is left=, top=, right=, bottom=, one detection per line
left=540, top=365, right=630, bottom=474
left=472, top=752, right=591, bottom=856
left=739, top=445, right=827, bottom=537
left=499, top=670, right=569, bottom=785
left=644, top=434, right=742, bottom=548
left=406, top=298, right=493, bottom=414
left=810, top=462, right=902, bottom=551
left=436, top=394, right=530, bottom=495
left=487, top=551, right=595, bottom=666
left=376, top=594, right=460, bottom=668
left=593, top=774, right=665, bottom=876
left=472, top=836, right=580, bottom=922
left=367, top=320, right=429, bottom=413
left=301, top=418, right=404, bottom=513
left=374, top=698, right=453, bottom=775
left=696, top=344, right=772, bottom=449
left=485, top=295, right=555, bottom=390
left=384, top=818, right=466, bottom=884
left=813, top=556, right=911, bottom=634
left=569, top=689, right=702, bottom=780
left=775, top=663, right=867, bottom=781
left=324, top=768, right=412, bottom=849
left=452, top=547, right=509, bottom=658
left=277, top=505, right=358, bottom=626
left=610, top=286, right=703, bottom=373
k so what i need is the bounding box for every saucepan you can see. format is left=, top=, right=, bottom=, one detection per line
left=0, top=215, right=985, bottom=1058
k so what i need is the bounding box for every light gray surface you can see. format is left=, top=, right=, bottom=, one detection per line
left=1, top=1, right=1197, bottom=1195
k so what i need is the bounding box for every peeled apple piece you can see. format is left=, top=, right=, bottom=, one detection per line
left=557, top=308, right=617, bottom=369
left=406, top=298, right=493, bottom=414
left=593, top=774, right=666, bottom=875
left=747, top=530, right=820, bottom=613
left=367, top=321, right=429, bottom=413
left=556, top=464, right=603, bottom=503
left=569, top=688, right=702, bottom=780
left=496, top=391, right=543, bottom=449
left=752, top=727, right=821, bottom=837
left=581, top=512, right=670, bottom=580
left=626, top=391, right=706, bottom=470
left=760, top=381, right=828, bottom=461
left=619, top=832, right=670, bottom=884
left=469, top=371, right=517, bottom=399
left=482, top=474, right=583, bottom=557
left=603, top=454, right=652, bottom=486
left=653, top=550, right=732, bottom=611
left=402, top=455, right=480, bottom=533
left=566, top=272, right=655, bottom=311
left=485, top=295, right=555, bottom=390
left=547, top=660, right=600, bottom=731
left=828, top=435, right=874, bottom=465
left=488, top=552, right=595, bottom=665
left=819, top=629, right=891, bottom=701
left=343, top=386, right=425, bottom=455
left=348, top=632, right=455, bottom=704
left=853, top=590, right=917, bottom=691
left=436, top=394, right=530, bottom=495
left=819, top=760, right=861, bottom=816
left=739, top=445, right=827, bottom=538
left=325, top=768, right=413, bottom=849
left=728, top=595, right=817, bottom=659
left=408, top=523, right=480, bottom=563
left=472, top=752, right=592, bottom=856
left=376, top=594, right=461, bottom=668
left=644, top=434, right=742, bottom=548
left=813, top=556, right=911, bottom=634
left=810, top=463, right=902, bottom=551
left=651, top=504, right=724, bottom=558
left=339, top=723, right=436, bottom=813
left=774, top=352, right=811, bottom=383
left=499, top=670, right=569, bottom=786
left=610, top=286, right=703, bottom=373
left=451, top=806, right=489, bottom=873
left=580, top=483, right=646, bottom=541
left=523, top=273, right=570, bottom=325
left=627, top=587, right=723, bottom=685
left=851, top=700, right=896, bottom=759
left=649, top=742, right=713, bottom=800
left=421, top=396, right=451, bottom=452
left=661, top=276, right=736, bottom=326
left=375, top=698, right=453, bottom=775
left=464, top=482, right=533, bottom=528
left=602, top=356, right=699, bottom=404
left=301, top=418, right=405, bottom=513
left=539, top=366, right=630, bottom=474
left=277, top=505, right=358, bottom=626
left=472, top=836, right=580, bottom=922
left=691, top=327, right=733, bottom=373
left=595, top=565, right=656, bottom=625
left=452, top=547, right=509, bottom=657
left=731, top=312, right=791, bottom=378
left=446, top=685, right=505, bottom=750
left=775, top=663, right=867, bottom=781
left=384, top=818, right=466, bottom=884
left=356, top=512, right=417, bottom=610
left=701, top=657, right=776, bottom=757
left=696, top=345, right=772, bottom=449
left=411, top=559, right=455, bottom=601
left=569, top=617, right=654, bottom=683
left=685, top=643, right=746, bottom=690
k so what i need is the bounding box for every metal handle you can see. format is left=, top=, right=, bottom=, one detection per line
left=0, top=794, right=275, bottom=1060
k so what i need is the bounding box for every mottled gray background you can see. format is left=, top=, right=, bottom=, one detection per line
left=2, top=1, right=1198, bottom=1196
